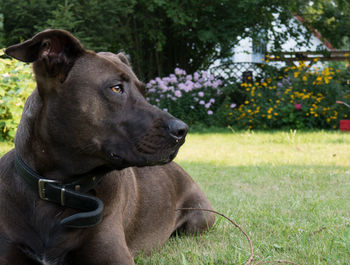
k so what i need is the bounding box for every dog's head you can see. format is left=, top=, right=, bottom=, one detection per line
left=5, top=29, right=188, bottom=170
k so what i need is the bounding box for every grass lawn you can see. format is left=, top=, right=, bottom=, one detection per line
left=1, top=130, right=349, bottom=264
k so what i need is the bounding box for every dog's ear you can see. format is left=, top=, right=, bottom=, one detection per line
left=116, top=53, right=131, bottom=67
left=5, top=29, right=84, bottom=77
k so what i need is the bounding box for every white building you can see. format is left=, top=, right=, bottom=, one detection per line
left=210, top=14, right=335, bottom=82
left=232, top=13, right=334, bottom=64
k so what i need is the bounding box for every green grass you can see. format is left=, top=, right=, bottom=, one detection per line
left=137, top=130, right=350, bottom=265
left=1, top=130, right=349, bottom=264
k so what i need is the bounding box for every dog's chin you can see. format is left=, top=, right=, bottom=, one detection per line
left=106, top=149, right=179, bottom=169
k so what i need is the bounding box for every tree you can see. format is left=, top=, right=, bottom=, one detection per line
left=300, top=0, right=350, bottom=49
left=1, top=0, right=309, bottom=80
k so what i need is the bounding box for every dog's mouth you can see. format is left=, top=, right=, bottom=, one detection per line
left=105, top=145, right=180, bottom=169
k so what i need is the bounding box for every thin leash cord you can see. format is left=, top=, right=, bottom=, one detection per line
left=176, top=208, right=299, bottom=265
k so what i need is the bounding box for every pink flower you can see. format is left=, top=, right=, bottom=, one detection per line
left=198, top=91, right=204, bottom=97
left=230, top=103, right=236, bottom=108
left=178, top=83, right=186, bottom=90
left=212, top=80, right=223, bottom=88
left=174, top=90, right=182, bottom=97
left=205, top=103, right=211, bottom=109
left=175, top=68, right=186, bottom=75
left=194, top=72, right=200, bottom=81
left=207, top=110, right=213, bottom=115
left=199, top=100, right=205, bottom=105
left=194, top=82, right=202, bottom=89
left=336, top=100, right=350, bottom=108
left=295, top=103, right=302, bottom=110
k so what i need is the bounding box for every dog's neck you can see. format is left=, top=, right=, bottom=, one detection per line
left=14, top=89, right=108, bottom=182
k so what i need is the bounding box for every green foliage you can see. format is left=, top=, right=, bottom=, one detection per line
left=0, top=50, right=35, bottom=140
left=146, top=61, right=350, bottom=130
left=44, top=0, right=82, bottom=33
left=1, top=0, right=308, bottom=80
left=301, top=0, right=350, bottom=49
left=0, top=13, right=4, bottom=47
left=227, top=61, right=350, bottom=130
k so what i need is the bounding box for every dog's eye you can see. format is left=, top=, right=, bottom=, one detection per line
left=110, top=84, right=123, bottom=94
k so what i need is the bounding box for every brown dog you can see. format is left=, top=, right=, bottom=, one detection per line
left=0, top=29, right=215, bottom=265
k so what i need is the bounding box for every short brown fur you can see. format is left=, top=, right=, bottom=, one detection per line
left=0, top=29, right=215, bottom=265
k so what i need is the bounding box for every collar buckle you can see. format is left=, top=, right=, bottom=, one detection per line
left=38, top=178, right=59, bottom=201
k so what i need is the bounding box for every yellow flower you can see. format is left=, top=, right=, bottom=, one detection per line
left=274, top=113, right=278, bottom=116
left=228, top=112, right=232, bottom=116
left=267, top=115, right=272, bottom=119
left=244, top=100, right=249, bottom=104
left=302, top=76, right=307, bottom=81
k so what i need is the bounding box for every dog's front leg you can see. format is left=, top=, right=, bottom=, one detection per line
left=70, top=226, right=135, bottom=265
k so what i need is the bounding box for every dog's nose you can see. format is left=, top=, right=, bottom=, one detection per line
left=167, top=119, right=189, bottom=141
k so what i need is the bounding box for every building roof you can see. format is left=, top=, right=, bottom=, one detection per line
left=293, top=13, right=335, bottom=51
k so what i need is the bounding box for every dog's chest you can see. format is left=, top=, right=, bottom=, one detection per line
left=20, top=246, right=57, bottom=265
left=16, top=204, right=83, bottom=264
left=19, top=225, right=81, bottom=265
left=19, top=227, right=73, bottom=265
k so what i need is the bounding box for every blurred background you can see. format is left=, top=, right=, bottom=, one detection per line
left=1, top=0, right=350, bottom=138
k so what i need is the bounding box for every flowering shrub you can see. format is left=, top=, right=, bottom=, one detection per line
left=227, top=61, right=350, bottom=129
left=146, top=68, right=225, bottom=126
left=0, top=49, right=35, bottom=140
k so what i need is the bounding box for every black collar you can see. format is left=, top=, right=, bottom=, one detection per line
left=14, top=152, right=104, bottom=228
